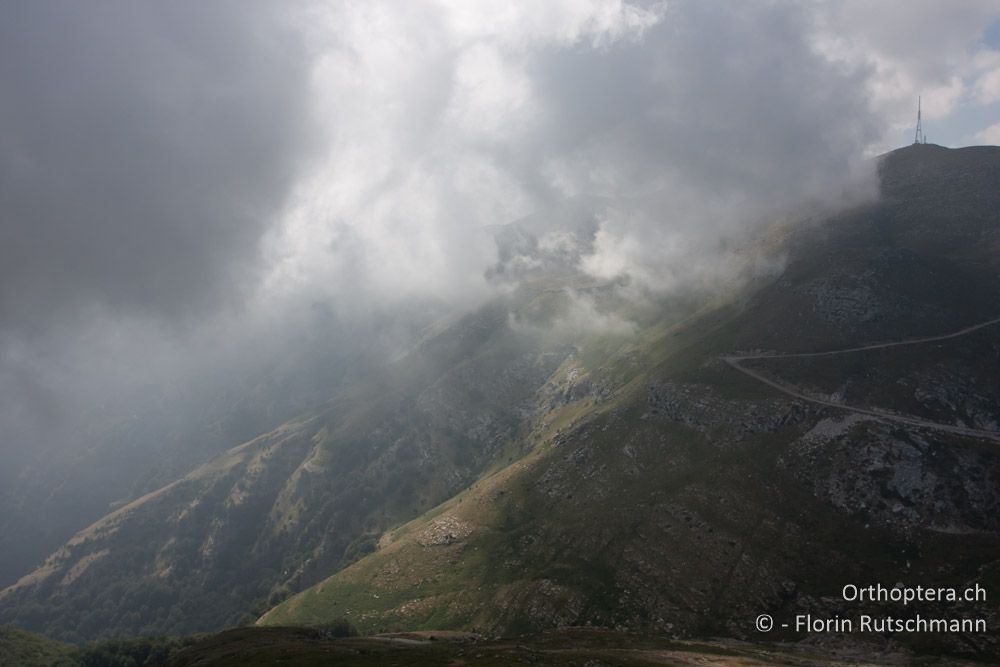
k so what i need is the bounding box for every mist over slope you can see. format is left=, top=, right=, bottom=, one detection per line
left=260, top=144, right=1000, bottom=659
left=1, top=282, right=691, bottom=640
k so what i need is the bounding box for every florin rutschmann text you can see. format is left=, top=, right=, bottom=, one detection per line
left=795, top=614, right=986, bottom=633
left=791, top=583, right=988, bottom=634
left=757, top=583, right=990, bottom=635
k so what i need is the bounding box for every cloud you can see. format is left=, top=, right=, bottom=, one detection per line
left=2, top=0, right=994, bottom=488
left=262, top=0, right=666, bottom=312
left=812, top=1, right=1000, bottom=146
left=974, top=121, right=1000, bottom=145
left=0, top=1, right=314, bottom=335
left=972, top=49, right=1000, bottom=104
left=265, top=0, right=882, bottom=311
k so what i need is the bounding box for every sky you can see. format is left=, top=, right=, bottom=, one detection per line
left=1, top=0, right=1000, bottom=473
left=811, top=0, right=1000, bottom=149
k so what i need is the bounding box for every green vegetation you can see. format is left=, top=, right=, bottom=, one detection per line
left=0, top=626, right=71, bottom=666
left=0, top=627, right=198, bottom=667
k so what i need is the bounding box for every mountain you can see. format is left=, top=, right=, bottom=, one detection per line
left=0, top=299, right=405, bottom=591
left=259, top=145, right=1000, bottom=658
left=1, top=280, right=701, bottom=641
left=3, top=144, right=999, bottom=661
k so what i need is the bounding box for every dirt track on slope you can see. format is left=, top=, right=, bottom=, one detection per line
left=722, top=316, right=1000, bottom=443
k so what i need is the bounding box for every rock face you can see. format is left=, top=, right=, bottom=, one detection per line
left=783, top=414, right=1000, bottom=534
left=647, top=381, right=810, bottom=434
left=416, top=516, right=474, bottom=547
left=799, top=270, right=883, bottom=325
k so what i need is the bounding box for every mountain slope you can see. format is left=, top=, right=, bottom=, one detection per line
left=0, top=295, right=609, bottom=641
left=261, top=145, right=1000, bottom=659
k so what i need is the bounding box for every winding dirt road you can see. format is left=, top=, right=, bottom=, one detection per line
left=722, top=316, right=1000, bottom=443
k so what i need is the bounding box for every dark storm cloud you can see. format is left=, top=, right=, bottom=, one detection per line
left=0, top=1, right=312, bottom=333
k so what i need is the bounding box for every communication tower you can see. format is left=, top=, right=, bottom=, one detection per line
left=914, top=96, right=925, bottom=144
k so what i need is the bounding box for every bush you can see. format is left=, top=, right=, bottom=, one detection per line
left=315, top=618, right=358, bottom=639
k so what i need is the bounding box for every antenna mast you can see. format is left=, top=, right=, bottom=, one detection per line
left=914, top=96, right=925, bottom=144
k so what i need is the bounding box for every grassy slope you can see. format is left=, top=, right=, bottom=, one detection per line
left=0, top=626, right=71, bottom=666
left=260, top=296, right=916, bottom=634
left=258, top=290, right=722, bottom=624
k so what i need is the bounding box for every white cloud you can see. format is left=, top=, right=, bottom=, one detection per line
left=974, top=121, right=1000, bottom=145
left=264, top=0, right=887, bottom=310
left=972, top=50, right=1000, bottom=103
